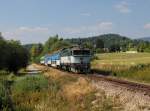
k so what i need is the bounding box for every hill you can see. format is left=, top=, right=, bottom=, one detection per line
left=138, top=37, right=150, bottom=42
left=66, top=34, right=132, bottom=48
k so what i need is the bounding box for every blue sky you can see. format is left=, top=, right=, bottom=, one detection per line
left=0, top=0, right=150, bottom=44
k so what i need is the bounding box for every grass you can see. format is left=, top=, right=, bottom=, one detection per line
left=12, top=74, right=48, bottom=93
left=11, top=74, right=49, bottom=110
left=92, top=53, right=150, bottom=71
left=115, top=64, right=150, bottom=83
left=35, top=69, right=123, bottom=111
left=0, top=73, right=50, bottom=111
left=92, top=52, right=150, bottom=83
left=3, top=60, right=150, bottom=110
left=0, top=74, right=12, bottom=111
left=0, top=77, right=9, bottom=110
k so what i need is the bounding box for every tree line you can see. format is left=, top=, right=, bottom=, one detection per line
left=25, top=34, right=150, bottom=63
left=0, top=34, right=29, bottom=73
left=26, top=35, right=71, bottom=63
left=66, top=34, right=150, bottom=53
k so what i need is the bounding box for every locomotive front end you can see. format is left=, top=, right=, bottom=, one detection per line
left=70, top=48, right=91, bottom=73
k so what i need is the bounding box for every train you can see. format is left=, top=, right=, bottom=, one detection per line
left=40, top=46, right=91, bottom=73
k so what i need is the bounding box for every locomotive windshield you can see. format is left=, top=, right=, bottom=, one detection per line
left=73, top=50, right=90, bottom=55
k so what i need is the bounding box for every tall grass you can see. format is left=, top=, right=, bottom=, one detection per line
left=0, top=75, right=11, bottom=111
left=11, top=74, right=49, bottom=110
left=12, top=75, right=48, bottom=93
left=115, top=64, right=150, bottom=83
left=35, top=76, right=70, bottom=111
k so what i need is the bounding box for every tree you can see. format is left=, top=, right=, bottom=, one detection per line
left=42, top=35, right=59, bottom=54
left=95, top=39, right=104, bottom=49
left=0, top=36, right=7, bottom=69
left=5, top=40, right=30, bottom=73
left=137, top=41, right=150, bottom=52
left=30, top=35, right=71, bottom=63
left=30, top=43, right=43, bottom=61
left=109, top=44, right=121, bottom=52
left=42, top=35, right=70, bottom=54
left=137, top=42, right=147, bottom=52
left=0, top=36, right=29, bottom=73
left=83, top=42, right=94, bottom=49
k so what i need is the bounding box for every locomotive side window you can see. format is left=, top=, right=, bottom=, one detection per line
left=61, top=49, right=72, bottom=56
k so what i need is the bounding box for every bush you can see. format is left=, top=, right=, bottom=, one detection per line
left=11, top=75, right=49, bottom=110
left=96, top=48, right=104, bottom=53
left=12, top=75, right=48, bottom=93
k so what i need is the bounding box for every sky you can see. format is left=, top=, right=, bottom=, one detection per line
left=0, top=0, right=150, bottom=44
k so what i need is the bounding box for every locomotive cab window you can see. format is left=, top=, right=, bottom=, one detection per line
left=73, top=50, right=90, bottom=55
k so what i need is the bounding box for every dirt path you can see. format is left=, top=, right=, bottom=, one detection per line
left=26, top=64, right=43, bottom=74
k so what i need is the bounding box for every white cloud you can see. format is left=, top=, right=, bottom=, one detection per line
left=4, top=26, right=49, bottom=36
left=144, top=23, right=150, bottom=29
left=80, top=12, right=91, bottom=16
left=93, top=22, right=113, bottom=30
left=63, top=22, right=113, bottom=35
left=18, top=27, right=49, bottom=32
left=115, top=1, right=131, bottom=13
left=3, top=26, right=50, bottom=44
left=3, top=22, right=113, bottom=43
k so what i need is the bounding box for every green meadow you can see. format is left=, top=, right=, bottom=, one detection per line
left=92, top=52, right=150, bottom=83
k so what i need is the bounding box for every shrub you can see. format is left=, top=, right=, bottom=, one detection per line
left=11, top=75, right=49, bottom=111
left=12, top=75, right=48, bottom=93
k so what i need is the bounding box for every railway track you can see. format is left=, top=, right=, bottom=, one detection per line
left=88, top=74, right=150, bottom=96
left=36, top=64, right=150, bottom=96
left=67, top=72, right=150, bottom=96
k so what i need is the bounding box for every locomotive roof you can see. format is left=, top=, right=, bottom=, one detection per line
left=61, top=46, right=90, bottom=51
left=71, top=47, right=89, bottom=50
left=44, top=46, right=90, bottom=58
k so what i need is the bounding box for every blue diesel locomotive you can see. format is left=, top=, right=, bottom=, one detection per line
left=40, top=46, right=91, bottom=73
